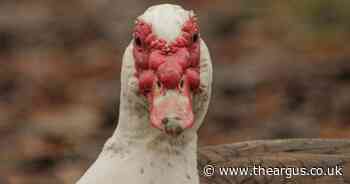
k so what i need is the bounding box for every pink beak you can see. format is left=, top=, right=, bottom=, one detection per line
left=149, top=88, right=194, bottom=136
left=148, top=61, right=194, bottom=136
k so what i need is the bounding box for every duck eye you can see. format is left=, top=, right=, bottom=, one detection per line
left=192, top=33, right=199, bottom=43
left=135, top=37, right=142, bottom=47
left=179, top=79, right=184, bottom=88
left=157, top=80, right=162, bottom=88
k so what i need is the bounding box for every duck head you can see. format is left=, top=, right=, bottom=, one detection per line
left=121, top=4, right=212, bottom=137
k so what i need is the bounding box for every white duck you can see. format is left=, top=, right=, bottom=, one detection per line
left=77, top=4, right=212, bottom=184
left=76, top=4, right=350, bottom=184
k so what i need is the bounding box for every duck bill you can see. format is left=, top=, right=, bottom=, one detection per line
left=148, top=86, right=194, bottom=136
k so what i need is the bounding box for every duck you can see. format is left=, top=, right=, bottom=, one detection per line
left=77, top=4, right=212, bottom=184
left=76, top=4, right=350, bottom=184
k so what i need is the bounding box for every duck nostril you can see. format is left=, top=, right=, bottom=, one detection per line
left=162, top=117, right=184, bottom=136
left=161, top=117, right=169, bottom=125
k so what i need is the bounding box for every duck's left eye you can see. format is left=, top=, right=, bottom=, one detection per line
left=192, top=33, right=199, bottom=43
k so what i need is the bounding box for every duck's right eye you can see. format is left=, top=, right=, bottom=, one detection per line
left=179, top=79, right=184, bottom=89
left=135, top=37, right=142, bottom=47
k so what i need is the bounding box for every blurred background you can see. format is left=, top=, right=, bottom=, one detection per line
left=0, top=0, right=349, bottom=183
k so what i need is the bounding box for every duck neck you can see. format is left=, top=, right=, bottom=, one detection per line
left=102, top=93, right=199, bottom=184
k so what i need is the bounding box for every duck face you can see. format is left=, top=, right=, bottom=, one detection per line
left=132, top=15, right=201, bottom=136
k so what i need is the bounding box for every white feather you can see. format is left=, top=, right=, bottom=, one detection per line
left=139, top=4, right=192, bottom=42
